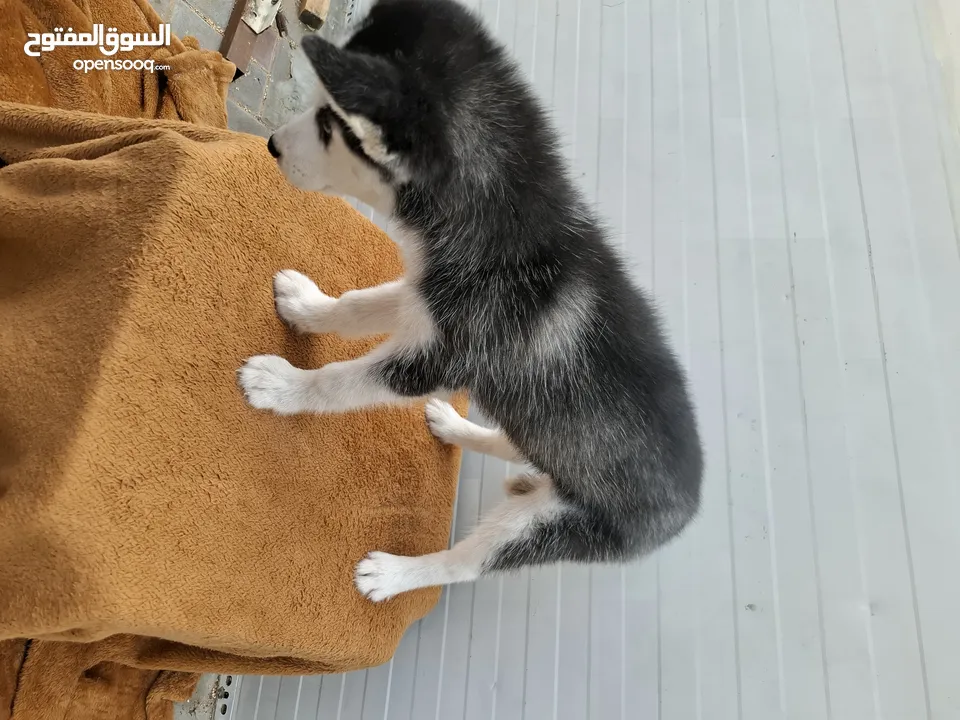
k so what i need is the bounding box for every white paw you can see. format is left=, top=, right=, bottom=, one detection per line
left=355, top=551, right=414, bottom=603
left=273, top=269, right=333, bottom=333
left=425, top=399, right=464, bottom=444
left=237, top=355, right=309, bottom=415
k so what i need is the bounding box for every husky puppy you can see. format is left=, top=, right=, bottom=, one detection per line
left=239, top=0, right=703, bottom=602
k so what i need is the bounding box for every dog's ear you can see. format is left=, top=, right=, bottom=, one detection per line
left=301, top=35, right=403, bottom=119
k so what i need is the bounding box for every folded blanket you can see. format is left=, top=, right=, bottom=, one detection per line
left=0, top=102, right=462, bottom=719
left=0, top=0, right=234, bottom=125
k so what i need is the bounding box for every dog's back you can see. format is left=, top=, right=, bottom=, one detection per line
left=350, top=0, right=704, bottom=562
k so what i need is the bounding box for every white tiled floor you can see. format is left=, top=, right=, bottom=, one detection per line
left=228, top=0, right=960, bottom=718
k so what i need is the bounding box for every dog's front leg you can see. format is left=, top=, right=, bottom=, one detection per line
left=237, top=340, right=437, bottom=416
left=272, top=269, right=407, bottom=338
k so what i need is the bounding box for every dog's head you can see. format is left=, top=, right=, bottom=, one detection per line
left=267, top=31, right=443, bottom=213
left=267, top=1, right=507, bottom=214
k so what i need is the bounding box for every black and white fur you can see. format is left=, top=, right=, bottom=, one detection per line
left=239, top=0, right=703, bottom=602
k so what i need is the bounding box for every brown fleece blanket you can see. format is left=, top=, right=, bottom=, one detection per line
left=0, top=0, right=234, bottom=125
left=0, top=104, right=461, bottom=719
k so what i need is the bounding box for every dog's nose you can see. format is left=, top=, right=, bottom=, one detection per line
left=266, top=135, right=280, bottom=158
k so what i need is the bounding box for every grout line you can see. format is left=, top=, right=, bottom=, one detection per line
left=179, top=1, right=226, bottom=34
left=763, top=0, right=834, bottom=716
left=730, top=0, right=789, bottom=713
left=862, top=0, right=938, bottom=716
left=830, top=0, right=906, bottom=715
left=701, top=2, right=744, bottom=716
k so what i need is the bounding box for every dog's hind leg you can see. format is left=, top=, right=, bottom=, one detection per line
left=355, top=475, right=588, bottom=602
left=424, top=399, right=525, bottom=462
left=272, top=269, right=408, bottom=337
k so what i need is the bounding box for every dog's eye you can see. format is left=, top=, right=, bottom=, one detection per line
left=316, top=109, right=333, bottom=146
